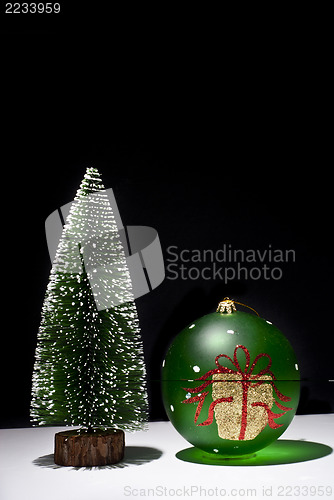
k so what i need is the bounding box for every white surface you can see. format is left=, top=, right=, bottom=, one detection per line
left=0, top=415, right=333, bottom=500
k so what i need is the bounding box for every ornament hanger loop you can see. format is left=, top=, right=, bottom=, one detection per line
left=217, top=297, right=259, bottom=317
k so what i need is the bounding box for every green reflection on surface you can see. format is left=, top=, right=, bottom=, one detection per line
left=176, top=440, right=332, bottom=466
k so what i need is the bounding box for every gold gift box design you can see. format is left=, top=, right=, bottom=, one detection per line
left=182, top=344, right=293, bottom=441
left=212, top=373, right=273, bottom=440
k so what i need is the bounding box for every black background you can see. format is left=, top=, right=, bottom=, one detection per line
left=1, top=7, right=333, bottom=427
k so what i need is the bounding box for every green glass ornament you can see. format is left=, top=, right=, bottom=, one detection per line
left=161, top=298, right=300, bottom=457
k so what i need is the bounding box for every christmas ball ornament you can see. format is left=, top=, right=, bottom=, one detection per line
left=161, top=298, right=300, bottom=457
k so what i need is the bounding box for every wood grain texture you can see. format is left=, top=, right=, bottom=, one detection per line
left=54, top=429, right=125, bottom=466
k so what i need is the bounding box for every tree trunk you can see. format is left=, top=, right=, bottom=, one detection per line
left=54, top=429, right=125, bottom=466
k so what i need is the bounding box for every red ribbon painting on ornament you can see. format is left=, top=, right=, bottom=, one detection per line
left=182, top=344, right=293, bottom=441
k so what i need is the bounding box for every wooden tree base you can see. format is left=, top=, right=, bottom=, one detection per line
left=54, top=429, right=125, bottom=467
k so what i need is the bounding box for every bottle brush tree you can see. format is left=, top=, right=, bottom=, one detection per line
left=30, top=167, right=148, bottom=466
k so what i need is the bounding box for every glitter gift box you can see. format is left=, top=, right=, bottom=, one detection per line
left=182, top=345, right=292, bottom=442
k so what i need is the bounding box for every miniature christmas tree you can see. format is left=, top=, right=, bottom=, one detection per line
left=31, top=167, right=148, bottom=466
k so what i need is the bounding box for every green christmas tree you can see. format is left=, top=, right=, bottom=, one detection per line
left=31, top=167, right=148, bottom=432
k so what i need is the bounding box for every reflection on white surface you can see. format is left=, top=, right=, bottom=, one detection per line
left=0, top=415, right=333, bottom=500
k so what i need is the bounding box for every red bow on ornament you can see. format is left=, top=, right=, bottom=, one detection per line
left=182, top=344, right=293, bottom=441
